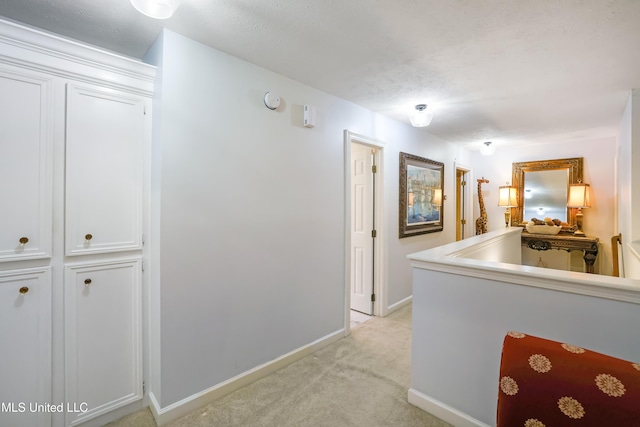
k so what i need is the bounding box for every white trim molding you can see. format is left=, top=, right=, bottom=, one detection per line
left=0, top=18, right=155, bottom=96
left=387, top=295, right=412, bottom=314
left=149, top=329, right=344, bottom=426
left=408, top=388, right=490, bottom=427
left=343, top=130, right=387, bottom=325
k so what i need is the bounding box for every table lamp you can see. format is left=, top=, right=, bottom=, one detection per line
left=567, top=181, right=591, bottom=236
left=498, top=184, right=518, bottom=227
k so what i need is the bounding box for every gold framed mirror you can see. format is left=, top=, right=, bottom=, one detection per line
left=511, top=157, right=584, bottom=226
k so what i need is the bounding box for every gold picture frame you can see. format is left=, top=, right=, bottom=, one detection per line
left=511, top=157, right=584, bottom=226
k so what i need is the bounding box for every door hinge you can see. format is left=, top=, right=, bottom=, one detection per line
left=371, top=230, right=377, bottom=238
left=143, top=105, right=147, bottom=115
left=371, top=293, right=376, bottom=302
left=372, top=165, right=377, bottom=173
left=142, top=234, right=145, bottom=246
left=461, top=219, right=466, bottom=225
left=143, top=381, right=146, bottom=394
left=142, top=261, right=145, bottom=272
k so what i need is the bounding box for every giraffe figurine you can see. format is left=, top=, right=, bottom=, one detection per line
left=476, top=177, right=490, bottom=235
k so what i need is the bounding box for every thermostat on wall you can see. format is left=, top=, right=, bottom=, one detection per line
left=264, top=92, right=280, bottom=110
left=303, top=105, right=315, bottom=128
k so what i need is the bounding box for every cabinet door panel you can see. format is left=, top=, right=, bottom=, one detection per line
left=0, top=268, right=51, bottom=427
left=65, top=84, right=144, bottom=255
left=0, top=69, right=52, bottom=261
left=64, top=258, right=142, bottom=426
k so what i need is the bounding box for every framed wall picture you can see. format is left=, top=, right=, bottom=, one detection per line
left=399, top=152, right=444, bottom=238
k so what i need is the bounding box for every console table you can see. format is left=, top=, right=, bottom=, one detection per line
left=521, top=232, right=599, bottom=273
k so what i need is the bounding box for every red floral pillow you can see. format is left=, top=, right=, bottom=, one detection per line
left=497, top=332, right=640, bottom=426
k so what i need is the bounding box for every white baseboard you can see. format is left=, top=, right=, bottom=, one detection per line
left=407, top=388, right=491, bottom=427
left=386, top=295, right=412, bottom=315
left=150, top=329, right=345, bottom=426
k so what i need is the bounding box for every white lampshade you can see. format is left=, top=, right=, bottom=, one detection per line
left=410, top=104, right=434, bottom=127
left=498, top=186, right=518, bottom=207
left=567, top=183, right=591, bottom=208
left=130, top=0, right=180, bottom=19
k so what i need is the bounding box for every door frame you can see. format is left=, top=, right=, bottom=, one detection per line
left=343, top=130, right=386, bottom=335
left=454, top=162, right=473, bottom=241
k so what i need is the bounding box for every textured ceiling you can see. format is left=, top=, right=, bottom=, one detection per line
left=1, top=0, right=640, bottom=150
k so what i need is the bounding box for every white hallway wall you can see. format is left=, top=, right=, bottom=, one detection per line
left=470, top=137, right=617, bottom=275
left=144, top=29, right=468, bottom=408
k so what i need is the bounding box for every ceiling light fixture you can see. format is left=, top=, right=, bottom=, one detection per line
left=130, top=0, right=180, bottom=19
left=480, top=141, right=496, bottom=156
left=409, top=104, right=433, bottom=127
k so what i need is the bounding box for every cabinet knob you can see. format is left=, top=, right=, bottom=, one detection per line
left=19, top=286, right=29, bottom=294
left=84, top=278, right=92, bottom=286
left=19, top=237, right=29, bottom=245
left=85, top=234, right=93, bottom=242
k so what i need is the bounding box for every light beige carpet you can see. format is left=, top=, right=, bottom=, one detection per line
left=106, top=304, right=451, bottom=427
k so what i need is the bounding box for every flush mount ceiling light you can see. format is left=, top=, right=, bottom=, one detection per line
left=130, top=0, right=180, bottom=19
left=409, top=104, right=434, bottom=127
left=480, top=141, right=496, bottom=156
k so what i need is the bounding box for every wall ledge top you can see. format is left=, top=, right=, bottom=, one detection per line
left=408, top=228, right=640, bottom=305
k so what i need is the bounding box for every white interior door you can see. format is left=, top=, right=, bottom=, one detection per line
left=350, top=143, right=374, bottom=314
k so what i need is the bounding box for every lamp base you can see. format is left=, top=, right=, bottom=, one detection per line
left=504, top=209, right=511, bottom=227
left=573, top=210, right=585, bottom=236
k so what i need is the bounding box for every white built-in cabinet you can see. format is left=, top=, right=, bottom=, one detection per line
left=0, top=69, right=52, bottom=262
left=65, top=84, right=144, bottom=256
left=64, top=259, right=142, bottom=426
left=0, top=19, right=153, bottom=427
left=0, top=267, right=52, bottom=427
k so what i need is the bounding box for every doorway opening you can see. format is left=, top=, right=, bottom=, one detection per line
left=455, top=164, right=472, bottom=241
left=350, top=309, right=372, bottom=329
left=344, top=131, right=385, bottom=334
